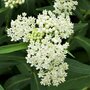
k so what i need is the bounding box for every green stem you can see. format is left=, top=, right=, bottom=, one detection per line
left=33, top=72, right=40, bottom=90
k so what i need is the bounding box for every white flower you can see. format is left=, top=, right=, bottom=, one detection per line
left=36, top=10, right=74, bottom=39
left=26, top=40, right=69, bottom=86
left=40, top=62, right=68, bottom=86
left=7, top=13, right=36, bottom=42
left=53, top=0, right=78, bottom=15
left=4, top=0, right=25, bottom=8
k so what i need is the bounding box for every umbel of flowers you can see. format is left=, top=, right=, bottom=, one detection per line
left=7, top=0, right=78, bottom=86
left=4, top=0, right=25, bottom=8
left=54, top=0, right=78, bottom=15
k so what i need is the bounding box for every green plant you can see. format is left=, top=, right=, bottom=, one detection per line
left=0, top=0, right=90, bottom=90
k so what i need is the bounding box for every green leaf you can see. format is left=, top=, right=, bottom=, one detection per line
left=69, top=25, right=88, bottom=50
left=66, top=58, right=90, bottom=74
left=74, top=23, right=88, bottom=32
left=0, top=35, right=9, bottom=45
left=0, top=59, right=19, bottom=69
left=0, top=8, right=8, bottom=13
left=67, top=51, right=75, bottom=58
left=0, top=43, right=28, bottom=54
left=0, top=67, right=11, bottom=75
left=25, top=0, right=36, bottom=14
left=74, top=23, right=88, bottom=37
left=16, top=63, right=31, bottom=74
left=69, top=23, right=88, bottom=50
left=31, top=73, right=40, bottom=90
left=74, top=7, right=84, bottom=21
left=0, top=85, right=4, bottom=90
left=0, top=62, right=17, bottom=67
left=0, top=55, right=26, bottom=69
left=75, top=36, right=90, bottom=55
left=82, top=87, right=88, bottom=90
left=78, top=0, right=90, bottom=10
left=4, top=74, right=31, bottom=90
left=36, top=6, right=54, bottom=11
left=0, top=55, right=25, bottom=62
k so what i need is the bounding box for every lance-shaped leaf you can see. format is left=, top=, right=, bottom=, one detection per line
left=0, top=43, right=28, bottom=54
left=36, top=6, right=54, bottom=11
left=4, top=74, right=31, bottom=90
left=75, top=36, right=90, bottom=55
left=0, top=85, right=4, bottom=90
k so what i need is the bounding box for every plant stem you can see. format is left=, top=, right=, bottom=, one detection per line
left=33, top=72, right=40, bottom=90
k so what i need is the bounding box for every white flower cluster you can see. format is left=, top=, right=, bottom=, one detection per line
left=53, top=0, right=78, bottom=15
left=26, top=41, right=69, bottom=86
left=7, top=0, right=78, bottom=86
left=7, top=11, right=73, bottom=42
left=36, top=10, right=74, bottom=39
left=4, top=0, right=25, bottom=8
left=7, top=10, right=72, bottom=86
left=7, top=13, right=35, bottom=42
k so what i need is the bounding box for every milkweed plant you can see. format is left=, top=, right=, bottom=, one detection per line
left=0, top=0, right=90, bottom=90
